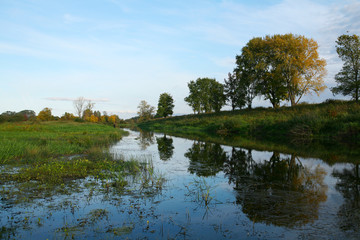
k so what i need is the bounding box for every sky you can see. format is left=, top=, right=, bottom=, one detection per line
left=1, top=0, right=360, bottom=119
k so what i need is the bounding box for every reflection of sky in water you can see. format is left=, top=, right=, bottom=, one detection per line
left=2, top=129, right=360, bottom=239
left=110, top=129, right=358, bottom=238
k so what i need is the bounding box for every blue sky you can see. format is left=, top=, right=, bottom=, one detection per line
left=1, top=0, right=360, bottom=119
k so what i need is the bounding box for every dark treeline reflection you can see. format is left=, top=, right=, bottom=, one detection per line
left=333, top=164, right=360, bottom=232
left=156, top=134, right=174, bottom=161
left=184, top=142, right=328, bottom=227
left=185, top=142, right=227, bottom=177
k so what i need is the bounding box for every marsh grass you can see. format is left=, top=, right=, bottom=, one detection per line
left=0, top=122, right=165, bottom=208
left=185, top=177, right=216, bottom=208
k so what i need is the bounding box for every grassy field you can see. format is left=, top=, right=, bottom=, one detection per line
left=139, top=100, right=360, bottom=144
left=0, top=121, right=126, bottom=164
left=0, top=122, right=143, bottom=189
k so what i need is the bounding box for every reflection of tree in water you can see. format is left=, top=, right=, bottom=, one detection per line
left=156, top=135, right=174, bottom=161
left=138, top=130, right=154, bottom=150
left=333, top=163, right=360, bottom=232
left=184, top=142, right=227, bottom=177
left=224, top=148, right=328, bottom=228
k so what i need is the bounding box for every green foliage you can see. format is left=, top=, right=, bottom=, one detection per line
left=37, top=107, right=53, bottom=121
left=137, top=100, right=155, bottom=122
left=156, top=93, right=174, bottom=118
left=332, top=34, right=360, bottom=102
left=0, top=110, right=36, bottom=122
left=184, top=78, right=226, bottom=113
left=224, top=72, right=246, bottom=110
left=236, top=34, right=326, bottom=108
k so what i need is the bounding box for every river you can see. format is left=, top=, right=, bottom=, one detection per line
left=1, top=128, right=359, bottom=239
left=108, top=129, right=360, bottom=239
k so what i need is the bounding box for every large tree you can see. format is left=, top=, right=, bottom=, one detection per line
left=267, top=34, right=327, bottom=106
left=184, top=78, right=226, bottom=113
left=156, top=93, right=174, bottom=118
left=239, top=37, right=287, bottom=108
left=331, top=34, right=360, bottom=102
left=137, top=100, right=155, bottom=122
left=236, top=34, right=327, bottom=108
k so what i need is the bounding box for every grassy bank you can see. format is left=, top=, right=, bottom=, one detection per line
left=139, top=100, right=360, bottom=144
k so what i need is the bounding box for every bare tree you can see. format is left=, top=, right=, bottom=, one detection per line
left=73, top=97, right=86, bottom=118
left=83, top=100, right=95, bottom=119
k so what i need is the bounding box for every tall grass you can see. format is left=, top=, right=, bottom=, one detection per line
left=0, top=121, right=126, bottom=164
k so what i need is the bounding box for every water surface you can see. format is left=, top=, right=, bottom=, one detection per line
left=108, top=129, right=360, bottom=239
left=1, top=128, right=360, bottom=239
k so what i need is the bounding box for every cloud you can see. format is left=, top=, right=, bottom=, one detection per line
left=45, top=97, right=110, bottom=102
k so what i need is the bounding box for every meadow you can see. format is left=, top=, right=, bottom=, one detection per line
left=0, top=121, right=166, bottom=200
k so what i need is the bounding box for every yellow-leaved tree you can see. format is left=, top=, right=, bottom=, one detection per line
left=267, top=34, right=327, bottom=106
left=37, top=108, right=53, bottom=121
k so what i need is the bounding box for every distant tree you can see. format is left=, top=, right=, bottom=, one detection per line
left=82, top=100, right=95, bottom=121
left=157, top=93, right=175, bottom=118
left=108, top=115, right=117, bottom=124
left=93, top=110, right=101, bottom=118
left=73, top=97, right=86, bottom=118
left=332, top=34, right=360, bottom=102
left=185, top=78, right=226, bottom=113
left=37, top=108, right=53, bottom=121
left=18, top=110, right=36, bottom=121
left=61, top=112, right=75, bottom=121
left=137, top=100, right=155, bottom=122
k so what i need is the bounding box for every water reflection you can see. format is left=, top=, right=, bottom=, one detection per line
left=137, top=129, right=154, bottom=150
left=227, top=149, right=328, bottom=227
left=185, top=142, right=227, bottom=176
left=333, top=164, right=360, bottom=232
left=156, top=134, right=174, bottom=161
left=183, top=143, right=329, bottom=227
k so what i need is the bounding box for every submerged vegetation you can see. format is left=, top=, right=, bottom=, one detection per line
left=139, top=100, right=360, bottom=145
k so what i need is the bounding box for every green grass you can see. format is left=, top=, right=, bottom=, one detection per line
left=0, top=121, right=167, bottom=206
left=0, top=121, right=126, bottom=164
left=139, top=100, right=360, bottom=144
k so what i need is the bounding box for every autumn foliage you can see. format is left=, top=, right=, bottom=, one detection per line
left=234, top=33, right=327, bottom=108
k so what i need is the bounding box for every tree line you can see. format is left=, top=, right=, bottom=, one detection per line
left=0, top=97, right=125, bottom=126
left=137, top=33, right=359, bottom=120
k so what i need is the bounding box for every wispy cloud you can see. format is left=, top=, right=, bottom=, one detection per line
left=45, top=97, right=110, bottom=102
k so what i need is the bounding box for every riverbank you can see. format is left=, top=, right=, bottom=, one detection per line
left=138, top=100, right=360, bottom=145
